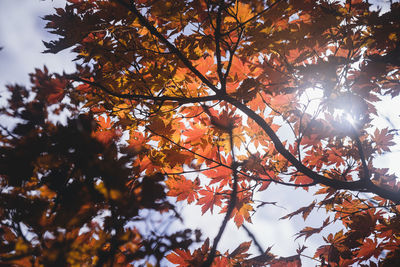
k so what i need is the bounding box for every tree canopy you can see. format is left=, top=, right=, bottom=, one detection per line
left=1, top=0, right=400, bottom=266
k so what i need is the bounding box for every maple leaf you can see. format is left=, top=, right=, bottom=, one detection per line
left=229, top=57, right=251, bottom=80
left=357, top=238, right=381, bottom=260
left=202, top=166, right=232, bottom=187
left=184, top=124, right=207, bottom=144
left=211, top=257, right=230, bottom=267
left=166, top=176, right=201, bottom=203
left=373, top=128, right=395, bottom=154
left=30, top=67, right=67, bottom=104
left=295, top=218, right=330, bottom=240
left=290, top=174, right=314, bottom=185
left=195, top=54, right=215, bottom=76
left=92, top=116, right=121, bottom=144
left=163, top=149, right=192, bottom=168
left=270, top=93, right=296, bottom=109
left=197, top=186, right=224, bottom=214
left=233, top=203, right=253, bottom=227
left=166, top=249, right=193, bottom=267
left=229, top=1, right=253, bottom=23
left=96, top=115, right=113, bottom=129
left=128, top=131, right=147, bottom=151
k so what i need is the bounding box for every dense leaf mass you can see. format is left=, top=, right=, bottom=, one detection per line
left=2, top=0, right=400, bottom=266
left=0, top=77, right=200, bottom=266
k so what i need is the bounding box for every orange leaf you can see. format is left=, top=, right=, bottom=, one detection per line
left=92, top=130, right=118, bottom=144
left=357, top=238, right=380, bottom=259
left=197, top=186, right=224, bottom=214
left=166, top=177, right=200, bottom=203
left=96, top=115, right=113, bottom=129
left=233, top=203, right=253, bottom=227
left=202, top=166, right=232, bottom=187
left=184, top=125, right=207, bottom=144
left=166, top=249, right=193, bottom=267
left=228, top=1, right=253, bottom=23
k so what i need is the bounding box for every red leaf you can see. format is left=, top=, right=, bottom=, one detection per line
left=357, top=238, right=380, bottom=260
left=93, top=116, right=120, bottom=144
left=373, top=128, right=395, bottom=153
left=166, top=249, right=193, bottom=267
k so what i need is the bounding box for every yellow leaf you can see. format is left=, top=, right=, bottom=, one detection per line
left=228, top=1, right=253, bottom=23
left=15, top=238, right=29, bottom=254
left=95, top=181, right=108, bottom=198
left=388, top=32, right=397, bottom=41
left=234, top=203, right=253, bottom=227
left=236, top=1, right=253, bottom=22
left=110, top=189, right=122, bottom=200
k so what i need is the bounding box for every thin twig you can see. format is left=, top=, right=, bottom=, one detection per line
left=242, top=224, right=264, bottom=255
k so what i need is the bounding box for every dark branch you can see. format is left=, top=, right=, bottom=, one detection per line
left=242, top=224, right=264, bottom=255
left=223, top=95, right=400, bottom=203
left=68, top=75, right=220, bottom=104
left=353, top=132, right=371, bottom=182
left=103, top=0, right=400, bottom=205
left=202, top=126, right=237, bottom=267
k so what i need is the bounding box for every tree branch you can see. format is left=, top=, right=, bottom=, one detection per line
left=353, top=132, right=371, bottom=182
left=68, top=75, right=220, bottom=104
left=242, top=224, right=264, bottom=255
left=107, top=0, right=400, bottom=205
left=202, top=126, right=237, bottom=267
left=223, top=95, right=400, bottom=203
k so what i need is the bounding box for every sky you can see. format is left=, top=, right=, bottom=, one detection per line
left=0, top=0, right=75, bottom=89
left=1, top=0, right=399, bottom=266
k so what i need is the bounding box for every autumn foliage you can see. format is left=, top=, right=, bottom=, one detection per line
left=1, top=0, right=400, bottom=266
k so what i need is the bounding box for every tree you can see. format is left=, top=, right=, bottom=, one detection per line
left=1, top=0, right=400, bottom=266
left=0, top=69, right=199, bottom=266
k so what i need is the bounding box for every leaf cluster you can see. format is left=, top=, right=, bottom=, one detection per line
left=2, top=0, right=400, bottom=266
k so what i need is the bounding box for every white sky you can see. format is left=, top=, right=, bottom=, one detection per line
left=1, top=1, right=399, bottom=266
left=0, top=0, right=75, bottom=89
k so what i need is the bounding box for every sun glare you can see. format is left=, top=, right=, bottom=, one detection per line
left=299, top=87, right=361, bottom=129
left=346, top=113, right=357, bottom=126
left=299, top=87, right=324, bottom=115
